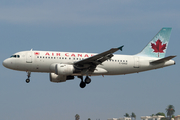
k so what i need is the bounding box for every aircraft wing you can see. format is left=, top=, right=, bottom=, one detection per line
left=74, top=46, right=123, bottom=71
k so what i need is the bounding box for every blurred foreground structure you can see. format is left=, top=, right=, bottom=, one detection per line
left=107, top=117, right=131, bottom=120
left=175, top=115, right=180, bottom=120
left=141, top=116, right=165, bottom=120
left=108, top=115, right=180, bottom=120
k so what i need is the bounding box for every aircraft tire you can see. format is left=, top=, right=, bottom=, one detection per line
left=80, top=81, right=86, bottom=88
left=26, top=79, right=30, bottom=83
left=85, top=77, right=91, bottom=84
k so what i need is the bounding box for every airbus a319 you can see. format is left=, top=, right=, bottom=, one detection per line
left=3, top=28, right=176, bottom=88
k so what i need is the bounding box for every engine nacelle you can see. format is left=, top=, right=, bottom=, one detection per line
left=50, top=73, right=74, bottom=83
left=55, top=64, right=74, bottom=75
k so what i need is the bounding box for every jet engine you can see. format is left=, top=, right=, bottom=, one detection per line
left=50, top=73, right=74, bottom=83
left=55, top=64, right=74, bottom=75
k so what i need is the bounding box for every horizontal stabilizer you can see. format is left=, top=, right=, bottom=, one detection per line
left=150, top=55, right=176, bottom=64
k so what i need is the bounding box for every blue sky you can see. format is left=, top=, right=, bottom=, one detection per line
left=0, top=1, right=180, bottom=120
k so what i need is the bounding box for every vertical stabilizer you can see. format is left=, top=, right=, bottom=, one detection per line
left=137, top=28, right=172, bottom=58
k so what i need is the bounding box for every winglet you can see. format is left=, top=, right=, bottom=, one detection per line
left=118, top=45, right=124, bottom=51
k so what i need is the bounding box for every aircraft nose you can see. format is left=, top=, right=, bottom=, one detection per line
left=2, top=59, right=10, bottom=68
left=3, top=59, right=7, bottom=67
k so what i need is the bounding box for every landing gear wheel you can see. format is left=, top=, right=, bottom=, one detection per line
left=85, top=76, right=91, bottom=84
left=26, top=71, right=31, bottom=83
left=26, top=79, right=30, bottom=83
left=80, top=81, right=86, bottom=88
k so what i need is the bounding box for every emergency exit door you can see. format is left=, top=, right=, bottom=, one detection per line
left=26, top=52, right=32, bottom=63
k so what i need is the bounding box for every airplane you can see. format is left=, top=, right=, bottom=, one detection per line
left=2, top=28, right=176, bottom=88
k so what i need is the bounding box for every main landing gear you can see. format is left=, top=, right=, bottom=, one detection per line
left=78, top=76, right=91, bottom=88
left=26, top=71, right=31, bottom=83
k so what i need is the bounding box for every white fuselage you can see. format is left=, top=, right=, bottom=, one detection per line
left=3, top=50, right=175, bottom=76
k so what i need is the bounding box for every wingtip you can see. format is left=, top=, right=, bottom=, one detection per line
left=118, top=45, right=124, bottom=51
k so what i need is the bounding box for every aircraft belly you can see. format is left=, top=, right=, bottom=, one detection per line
left=22, top=62, right=50, bottom=72
left=32, top=62, right=50, bottom=72
left=92, top=67, right=108, bottom=75
left=99, top=62, right=134, bottom=75
left=98, top=58, right=151, bottom=75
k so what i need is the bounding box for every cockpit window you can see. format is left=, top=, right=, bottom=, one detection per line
left=10, top=55, right=20, bottom=58
left=11, top=55, right=16, bottom=58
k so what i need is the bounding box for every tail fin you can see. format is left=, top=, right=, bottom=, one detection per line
left=137, top=28, right=172, bottom=58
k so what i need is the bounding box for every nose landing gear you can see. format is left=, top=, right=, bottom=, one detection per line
left=78, top=76, right=91, bottom=88
left=26, top=71, right=31, bottom=83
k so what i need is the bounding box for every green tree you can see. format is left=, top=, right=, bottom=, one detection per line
left=75, top=114, right=80, bottom=120
left=166, top=105, right=175, bottom=120
left=131, top=112, right=136, bottom=120
left=124, top=113, right=130, bottom=117
left=156, top=112, right=165, bottom=116
left=88, top=118, right=91, bottom=120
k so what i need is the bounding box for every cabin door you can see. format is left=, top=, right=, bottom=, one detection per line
left=134, top=57, right=139, bottom=68
left=26, top=52, right=32, bottom=63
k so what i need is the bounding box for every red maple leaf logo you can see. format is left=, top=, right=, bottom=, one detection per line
left=151, top=39, right=166, bottom=57
left=34, top=52, right=40, bottom=55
